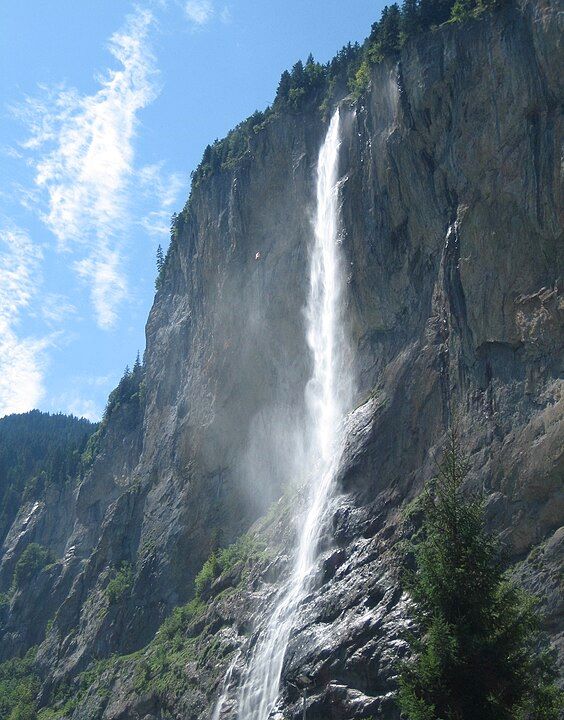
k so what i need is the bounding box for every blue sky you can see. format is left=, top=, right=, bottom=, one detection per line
left=0, top=0, right=382, bottom=421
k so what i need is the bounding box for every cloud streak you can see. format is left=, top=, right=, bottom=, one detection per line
left=138, top=163, right=185, bottom=237
left=0, top=225, right=49, bottom=417
left=16, top=8, right=158, bottom=329
left=41, top=293, right=77, bottom=326
left=185, top=0, right=214, bottom=25
left=183, top=1, right=230, bottom=27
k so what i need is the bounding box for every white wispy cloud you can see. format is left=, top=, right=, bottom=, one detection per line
left=0, top=225, right=50, bottom=417
left=219, top=6, right=232, bottom=23
left=53, top=392, right=103, bottom=422
left=41, top=293, right=77, bottom=326
left=82, top=374, right=114, bottom=388
left=15, top=8, right=158, bottom=329
left=138, top=163, right=185, bottom=237
left=74, top=246, right=128, bottom=329
left=52, top=373, right=115, bottom=422
left=185, top=0, right=214, bottom=25
left=184, top=1, right=232, bottom=26
left=68, top=397, right=101, bottom=422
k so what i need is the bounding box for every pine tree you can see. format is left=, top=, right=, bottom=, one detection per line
left=419, top=0, right=455, bottom=28
left=155, top=245, right=165, bottom=291
left=379, top=4, right=402, bottom=56
left=400, top=0, right=421, bottom=42
left=290, top=60, right=305, bottom=87
left=275, top=70, right=292, bottom=105
left=398, top=427, right=562, bottom=720
left=366, top=4, right=401, bottom=63
left=133, top=351, right=142, bottom=378
left=156, top=245, right=165, bottom=273
left=304, top=53, right=325, bottom=90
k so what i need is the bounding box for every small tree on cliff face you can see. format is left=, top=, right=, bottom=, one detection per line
left=155, top=244, right=165, bottom=290
left=398, top=428, right=562, bottom=720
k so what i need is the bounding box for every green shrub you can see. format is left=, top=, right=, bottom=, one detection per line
left=449, top=0, right=508, bottom=22
left=0, top=647, right=40, bottom=720
left=194, top=552, right=219, bottom=597
left=106, top=562, right=133, bottom=604
left=194, top=534, right=267, bottom=598
left=8, top=701, right=37, bottom=720
left=159, top=598, right=205, bottom=642
left=12, top=544, right=54, bottom=590
left=350, top=61, right=371, bottom=98
left=450, top=0, right=475, bottom=20
left=218, top=534, right=266, bottom=572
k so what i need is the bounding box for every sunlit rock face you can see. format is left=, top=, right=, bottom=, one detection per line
left=0, top=0, right=561, bottom=717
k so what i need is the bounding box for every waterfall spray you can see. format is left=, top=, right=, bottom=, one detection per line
left=233, top=108, right=354, bottom=720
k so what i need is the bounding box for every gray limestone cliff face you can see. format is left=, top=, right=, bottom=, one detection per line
left=5, top=112, right=328, bottom=681
left=0, top=0, right=562, bottom=717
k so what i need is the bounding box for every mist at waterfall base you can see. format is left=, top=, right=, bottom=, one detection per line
left=212, top=109, right=355, bottom=719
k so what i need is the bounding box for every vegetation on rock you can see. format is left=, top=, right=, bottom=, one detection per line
left=0, top=411, right=95, bottom=543
left=180, top=0, right=510, bottom=244
left=194, top=533, right=267, bottom=597
left=0, top=533, right=267, bottom=719
left=398, top=428, right=562, bottom=720
left=155, top=244, right=165, bottom=290
left=129, top=533, right=267, bottom=701
left=82, top=356, right=143, bottom=467
left=12, top=544, right=55, bottom=592
left=105, top=562, right=134, bottom=604
left=0, top=647, right=40, bottom=720
left=0, top=4, right=558, bottom=720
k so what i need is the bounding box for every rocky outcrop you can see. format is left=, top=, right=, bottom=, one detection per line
left=0, top=0, right=562, bottom=717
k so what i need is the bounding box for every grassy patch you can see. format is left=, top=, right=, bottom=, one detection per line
left=105, top=562, right=133, bottom=604
left=0, top=647, right=40, bottom=720
left=12, top=544, right=55, bottom=591
left=194, top=534, right=268, bottom=597
left=10, top=533, right=267, bottom=717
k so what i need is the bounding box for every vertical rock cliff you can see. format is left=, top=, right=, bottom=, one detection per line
left=0, top=0, right=561, bottom=718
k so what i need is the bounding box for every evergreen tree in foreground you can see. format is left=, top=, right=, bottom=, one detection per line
left=398, top=427, right=562, bottom=720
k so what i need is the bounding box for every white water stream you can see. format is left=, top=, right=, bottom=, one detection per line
left=230, top=108, right=353, bottom=720
left=211, top=650, right=241, bottom=720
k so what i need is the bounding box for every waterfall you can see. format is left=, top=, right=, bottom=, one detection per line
left=211, top=651, right=241, bottom=720
left=233, top=108, right=353, bottom=720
